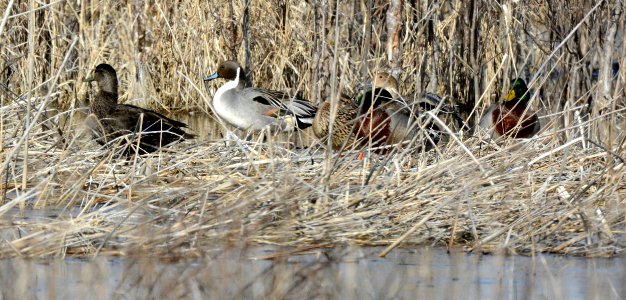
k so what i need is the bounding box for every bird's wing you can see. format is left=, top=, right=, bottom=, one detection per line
left=121, top=104, right=189, bottom=128
left=245, top=88, right=317, bottom=119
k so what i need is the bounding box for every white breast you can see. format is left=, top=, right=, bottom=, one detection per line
left=211, top=68, right=253, bottom=129
left=211, top=68, right=293, bottom=131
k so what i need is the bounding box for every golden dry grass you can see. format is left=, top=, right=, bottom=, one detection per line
left=0, top=0, right=624, bottom=259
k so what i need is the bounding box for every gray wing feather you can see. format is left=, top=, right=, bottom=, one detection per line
left=243, top=87, right=317, bottom=120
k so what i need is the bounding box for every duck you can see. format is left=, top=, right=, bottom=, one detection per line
left=355, top=72, right=461, bottom=153
left=479, top=78, right=540, bottom=139
left=83, top=63, right=194, bottom=154
left=311, top=93, right=360, bottom=150
left=203, top=61, right=317, bottom=132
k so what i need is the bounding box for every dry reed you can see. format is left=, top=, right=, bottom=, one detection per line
left=0, top=0, right=624, bottom=259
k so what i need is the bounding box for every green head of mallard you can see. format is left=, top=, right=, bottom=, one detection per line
left=504, top=78, right=530, bottom=104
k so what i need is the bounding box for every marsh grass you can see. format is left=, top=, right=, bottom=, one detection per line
left=0, top=0, right=624, bottom=260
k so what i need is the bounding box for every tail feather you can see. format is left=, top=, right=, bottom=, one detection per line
left=418, top=93, right=466, bottom=129
left=287, top=99, right=317, bottom=129
left=288, top=99, right=317, bottom=117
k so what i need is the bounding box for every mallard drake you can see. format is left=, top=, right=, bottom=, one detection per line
left=83, top=63, right=194, bottom=154
left=355, top=72, right=459, bottom=153
left=203, top=61, right=317, bottom=131
left=312, top=94, right=360, bottom=150
left=479, top=78, right=540, bottom=139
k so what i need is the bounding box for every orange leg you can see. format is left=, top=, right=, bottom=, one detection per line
left=357, top=151, right=364, bottom=161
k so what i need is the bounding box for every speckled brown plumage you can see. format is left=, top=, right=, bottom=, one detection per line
left=312, top=94, right=359, bottom=149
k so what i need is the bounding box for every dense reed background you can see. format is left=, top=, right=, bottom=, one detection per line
left=0, top=0, right=624, bottom=260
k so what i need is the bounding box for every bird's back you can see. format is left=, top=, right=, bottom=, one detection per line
left=89, top=104, right=192, bottom=154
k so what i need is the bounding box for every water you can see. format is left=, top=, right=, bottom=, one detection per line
left=6, top=113, right=625, bottom=299
left=0, top=247, right=624, bottom=299
left=171, top=112, right=222, bottom=141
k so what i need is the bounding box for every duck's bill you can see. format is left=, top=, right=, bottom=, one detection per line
left=356, top=82, right=373, bottom=91
left=504, top=90, right=516, bottom=101
left=203, top=73, right=219, bottom=81
left=82, top=76, right=95, bottom=82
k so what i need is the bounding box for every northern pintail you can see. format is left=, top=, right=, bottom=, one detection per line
left=203, top=61, right=317, bottom=131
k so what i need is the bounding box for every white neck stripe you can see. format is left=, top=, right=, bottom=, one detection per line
left=213, top=67, right=241, bottom=106
left=234, top=67, right=240, bottom=84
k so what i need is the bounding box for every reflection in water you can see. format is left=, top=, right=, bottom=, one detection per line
left=172, top=113, right=318, bottom=147
left=0, top=247, right=624, bottom=299
left=170, top=113, right=222, bottom=141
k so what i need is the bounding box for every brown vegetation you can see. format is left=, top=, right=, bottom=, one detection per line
left=0, top=0, right=624, bottom=258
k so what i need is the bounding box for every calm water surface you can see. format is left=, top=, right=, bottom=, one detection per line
left=0, top=246, right=624, bottom=299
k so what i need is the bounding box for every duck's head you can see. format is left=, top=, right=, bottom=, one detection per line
left=204, top=60, right=242, bottom=82
left=504, top=78, right=530, bottom=104
left=83, top=63, right=118, bottom=94
left=357, top=72, right=398, bottom=113
left=373, top=72, right=399, bottom=94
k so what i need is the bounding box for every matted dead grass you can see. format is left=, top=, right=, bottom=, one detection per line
left=0, top=103, right=624, bottom=258
left=0, top=0, right=625, bottom=258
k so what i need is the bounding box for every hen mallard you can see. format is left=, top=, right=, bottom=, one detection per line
left=312, top=94, right=360, bottom=150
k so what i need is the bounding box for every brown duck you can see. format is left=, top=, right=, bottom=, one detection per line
left=355, top=72, right=459, bottom=153
left=312, top=94, right=360, bottom=150
left=84, top=63, right=194, bottom=154
left=479, top=78, right=541, bottom=139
